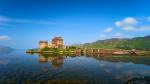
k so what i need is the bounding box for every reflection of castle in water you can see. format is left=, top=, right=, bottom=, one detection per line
left=37, top=53, right=150, bottom=67
left=38, top=54, right=66, bottom=68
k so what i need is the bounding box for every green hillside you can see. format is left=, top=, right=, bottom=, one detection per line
left=82, top=35, right=150, bottom=50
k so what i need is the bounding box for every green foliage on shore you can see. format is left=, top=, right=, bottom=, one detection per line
left=41, top=47, right=61, bottom=52
left=66, top=46, right=81, bottom=51
left=82, top=35, right=150, bottom=50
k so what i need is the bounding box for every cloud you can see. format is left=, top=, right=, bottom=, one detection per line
left=115, top=17, right=150, bottom=31
left=100, top=34, right=106, bottom=38
left=0, top=15, right=58, bottom=26
left=115, top=17, right=137, bottom=27
left=0, top=35, right=10, bottom=41
left=104, top=27, right=112, bottom=32
left=9, top=19, right=57, bottom=25
left=115, top=21, right=123, bottom=27
left=138, top=26, right=150, bottom=31
left=113, top=33, right=124, bottom=38
left=124, top=26, right=150, bottom=31
left=123, top=26, right=135, bottom=31
left=123, top=17, right=137, bottom=24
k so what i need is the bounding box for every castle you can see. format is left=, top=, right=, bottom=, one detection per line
left=39, top=36, right=64, bottom=50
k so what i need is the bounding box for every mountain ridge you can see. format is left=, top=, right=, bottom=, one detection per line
left=82, top=35, right=150, bottom=50
left=0, top=45, right=14, bottom=54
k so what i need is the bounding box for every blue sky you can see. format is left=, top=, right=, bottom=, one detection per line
left=0, top=0, right=150, bottom=49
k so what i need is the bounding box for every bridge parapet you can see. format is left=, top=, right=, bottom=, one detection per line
left=83, top=48, right=120, bottom=54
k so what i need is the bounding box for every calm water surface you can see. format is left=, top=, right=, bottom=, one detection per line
left=0, top=50, right=150, bottom=84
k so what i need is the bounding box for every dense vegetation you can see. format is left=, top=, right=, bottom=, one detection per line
left=41, top=46, right=80, bottom=52
left=82, top=35, right=150, bottom=50
left=41, top=47, right=61, bottom=52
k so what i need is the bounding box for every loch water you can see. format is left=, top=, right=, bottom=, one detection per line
left=0, top=50, right=150, bottom=84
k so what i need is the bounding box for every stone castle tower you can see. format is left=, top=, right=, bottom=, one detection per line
left=39, top=36, right=64, bottom=49
left=39, top=41, right=48, bottom=50
left=52, top=36, right=64, bottom=49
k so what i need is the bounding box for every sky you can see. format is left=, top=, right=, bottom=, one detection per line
left=0, top=0, right=150, bottom=49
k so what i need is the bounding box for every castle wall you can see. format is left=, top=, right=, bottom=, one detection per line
left=39, top=41, right=48, bottom=50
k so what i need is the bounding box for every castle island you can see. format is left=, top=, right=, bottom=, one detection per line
left=27, top=36, right=82, bottom=54
left=26, top=36, right=150, bottom=56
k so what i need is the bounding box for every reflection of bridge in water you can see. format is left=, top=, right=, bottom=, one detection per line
left=84, top=53, right=150, bottom=66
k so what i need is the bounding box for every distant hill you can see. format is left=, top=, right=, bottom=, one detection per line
left=82, top=35, right=150, bottom=50
left=0, top=45, right=14, bottom=54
